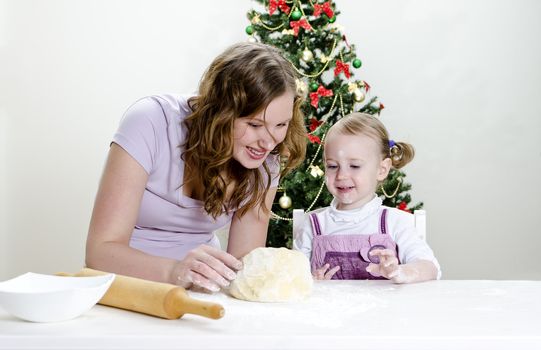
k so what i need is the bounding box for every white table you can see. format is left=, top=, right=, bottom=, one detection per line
left=1, top=280, right=540, bottom=350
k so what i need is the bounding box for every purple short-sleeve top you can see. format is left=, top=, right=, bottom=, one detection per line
left=112, top=94, right=280, bottom=261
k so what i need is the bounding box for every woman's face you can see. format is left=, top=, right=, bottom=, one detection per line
left=232, top=91, right=294, bottom=169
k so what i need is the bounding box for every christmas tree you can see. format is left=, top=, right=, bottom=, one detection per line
left=245, top=0, right=423, bottom=248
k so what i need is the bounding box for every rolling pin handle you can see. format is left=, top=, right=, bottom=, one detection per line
left=166, top=288, right=225, bottom=320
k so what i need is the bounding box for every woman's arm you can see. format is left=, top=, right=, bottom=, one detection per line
left=226, top=187, right=278, bottom=258
left=86, top=144, right=178, bottom=282
left=86, top=144, right=241, bottom=291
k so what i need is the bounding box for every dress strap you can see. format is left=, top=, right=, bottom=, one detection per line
left=379, top=208, right=388, bottom=235
left=309, top=213, right=322, bottom=236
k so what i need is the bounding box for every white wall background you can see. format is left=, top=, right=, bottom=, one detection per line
left=1, top=0, right=540, bottom=280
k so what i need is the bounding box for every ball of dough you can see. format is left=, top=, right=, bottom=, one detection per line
left=228, top=247, right=313, bottom=302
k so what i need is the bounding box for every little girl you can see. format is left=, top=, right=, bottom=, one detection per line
left=294, top=113, right=441, bottom=283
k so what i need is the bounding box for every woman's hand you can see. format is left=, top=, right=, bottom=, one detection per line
left=171, top=245, right=243, bottom=292
left=312, top=263, right=340, bottom=280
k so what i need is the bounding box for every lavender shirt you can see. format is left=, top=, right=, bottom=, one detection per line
left=112, top=94, right=280, bottom=261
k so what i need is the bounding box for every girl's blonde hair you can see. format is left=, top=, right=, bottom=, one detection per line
left=184, top=42, right=306, bottom=218
left=328, top=112, right=414, bottom=169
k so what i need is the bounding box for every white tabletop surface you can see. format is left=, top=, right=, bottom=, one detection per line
left=1, top=280, right=540, bottom=350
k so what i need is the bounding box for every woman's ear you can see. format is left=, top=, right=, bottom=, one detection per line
left=377, top=158, right=392, bottom=181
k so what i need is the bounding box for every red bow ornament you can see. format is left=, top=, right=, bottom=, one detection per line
left=309, top=85, right=333, bottom=108
left=313, top=2, right=334, bottom=18
left=290, top=19, right=312, bottom=36
left=269, top=0, right=290, bottom=15
left=334, top=60, right=351, bottom=79
left=309, top=117, right=324, bottom=132
left=307, top=133, right=322, bottom=144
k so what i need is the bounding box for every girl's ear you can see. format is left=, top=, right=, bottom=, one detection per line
left=377, top=158, right=392, bottom=181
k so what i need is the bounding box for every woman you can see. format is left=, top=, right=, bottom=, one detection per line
left=85, top=42, right=306, bottom=292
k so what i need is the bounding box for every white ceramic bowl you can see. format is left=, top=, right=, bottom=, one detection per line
left=0, top=272, right=115, bottom=322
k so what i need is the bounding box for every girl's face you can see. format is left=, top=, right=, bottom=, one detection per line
left=324, top=132, right=391, bottom=210
left=232, top=91, right=294, bottom=169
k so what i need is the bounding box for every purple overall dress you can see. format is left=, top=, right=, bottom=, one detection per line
left=309, top=208, right=400, bottom=280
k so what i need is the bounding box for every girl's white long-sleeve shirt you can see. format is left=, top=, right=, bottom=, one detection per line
left=293, top=196, right=441, bottom=279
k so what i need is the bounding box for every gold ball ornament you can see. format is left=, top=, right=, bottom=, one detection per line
left=278, top=193, right=292, bottom=209
left=301, top=48, right=314, bottom=62
left=353, top=88, right=365, bottom=103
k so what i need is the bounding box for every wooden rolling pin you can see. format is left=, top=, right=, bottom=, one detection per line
left=58, top=268, right=224, bottom=320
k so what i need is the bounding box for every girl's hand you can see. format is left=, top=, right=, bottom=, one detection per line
left=313, top=263, right=340, bottom=280
left=366, top=248, right=406, bottom=283
left=171, top=245, right=243, bottom=292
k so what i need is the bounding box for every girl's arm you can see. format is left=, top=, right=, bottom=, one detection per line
left=392, top=258, right=439, bottom=283
left=86, top=144, right=240, bottom=291
left=367, top=249, right=438, bottom=283
left=391, top=211, right=442, bottom=280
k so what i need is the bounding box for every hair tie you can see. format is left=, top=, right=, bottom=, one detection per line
left=388, top=139, right=401, bottom=160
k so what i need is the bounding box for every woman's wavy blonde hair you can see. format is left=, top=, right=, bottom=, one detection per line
left=184, top=42, right=306, bottom=218
left=328, top=112, right=415, bottom=170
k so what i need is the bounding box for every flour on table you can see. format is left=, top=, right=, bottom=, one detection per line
left=228, top=247, right=313, bottom=302
left=190, top=281, right=387, bottom=330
